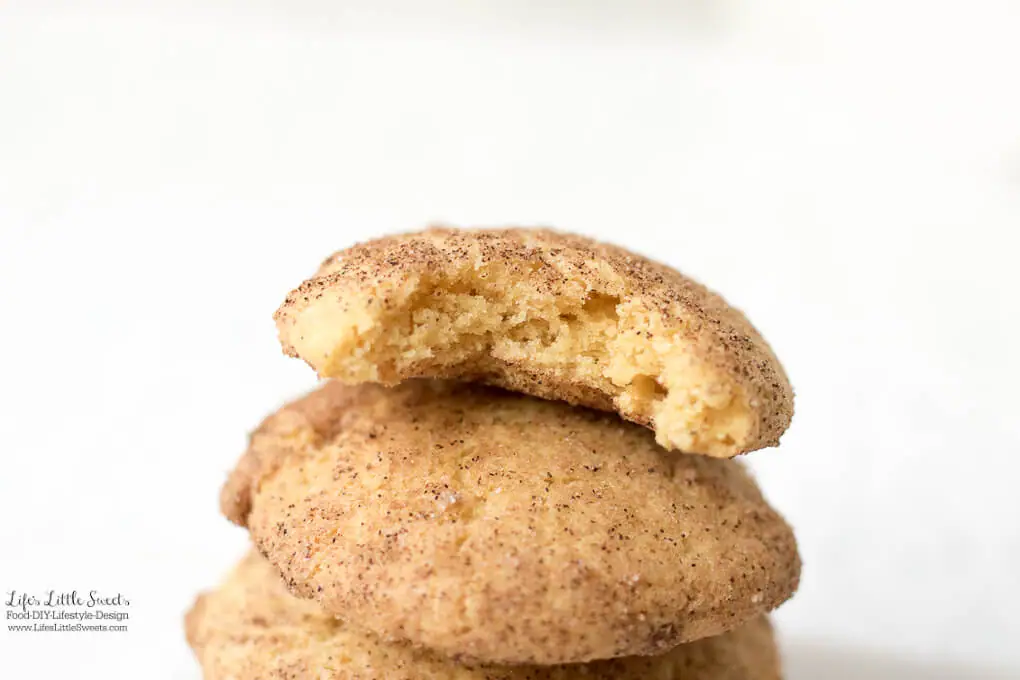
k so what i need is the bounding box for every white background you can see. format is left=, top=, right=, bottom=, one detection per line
left=1, top=2, right=1019, bottom=678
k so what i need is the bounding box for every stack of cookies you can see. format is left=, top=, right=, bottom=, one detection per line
left=186, top=228, right=801, bottom=679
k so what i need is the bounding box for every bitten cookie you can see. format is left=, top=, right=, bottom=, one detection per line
left=222, top=380, right=800, bottom=665
left=274, top=227, right=793, bottom=457
left=186, top=551, right=784, bottom=680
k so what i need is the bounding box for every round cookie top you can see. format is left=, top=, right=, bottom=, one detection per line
left=274, top=227, right=793, bottom=457
left=222, top=380, right=800, bottom=665
left=186, top=551, right=783, bottom=680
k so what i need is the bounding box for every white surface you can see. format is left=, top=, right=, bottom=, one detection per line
left=1, top=2, right=1019, bottom=678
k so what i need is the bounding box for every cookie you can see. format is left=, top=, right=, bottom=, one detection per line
left=274, top=227, right=793, bottom=457
left=222, top=380, right=800, bottom=665
left=186, top=550, right=783, bottom=680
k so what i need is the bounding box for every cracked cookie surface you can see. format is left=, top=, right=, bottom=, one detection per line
left=274, top=227, right=793, bottom=457
left=222, top=380, right=800, bottom=665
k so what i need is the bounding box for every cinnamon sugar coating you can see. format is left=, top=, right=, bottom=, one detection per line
left=185, top=551, right=783, bottom=680
left=221, top=381, right=800, bottom=665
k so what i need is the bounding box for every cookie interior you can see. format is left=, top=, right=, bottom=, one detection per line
left=285, top=263, right=756, bottom=457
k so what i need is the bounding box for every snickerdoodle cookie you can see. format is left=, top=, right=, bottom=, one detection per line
left=274, top=228, right=792, bottom=457
left=186, top=550, right=783, bottom=680
left=221, top=380, right=800, bottom=665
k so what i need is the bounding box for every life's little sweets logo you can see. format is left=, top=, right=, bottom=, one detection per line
left=5, top=589, right=131, bottom=633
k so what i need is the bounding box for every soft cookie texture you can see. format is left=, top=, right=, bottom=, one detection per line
left=222, top=380, right=800, bottom=665
left=186, top=551, right=784, bottom=680
left=274, top=228, right=793, bottom=457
